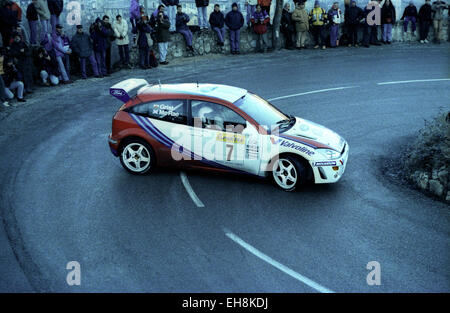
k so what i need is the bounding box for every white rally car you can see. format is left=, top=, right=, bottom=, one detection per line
left=109, top=79, right=349, bottom=191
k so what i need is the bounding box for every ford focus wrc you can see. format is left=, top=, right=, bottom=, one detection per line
left=108, top=79, right=349, bottom=191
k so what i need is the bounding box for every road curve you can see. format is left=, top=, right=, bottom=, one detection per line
left=0, top=43, right=449, bottom=292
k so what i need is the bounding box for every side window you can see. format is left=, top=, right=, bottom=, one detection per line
left=191, top=100, right=246, bottom=133
left=129, top=99, right=187, bottom=124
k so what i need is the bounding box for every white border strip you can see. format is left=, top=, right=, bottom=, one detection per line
left=377, top=78, right=450, bottom=85
left=225, top=230, right=334, bottom=293
left=180, top=171, right=205, bottom=208
left=268, top=86, right=358, bottom=102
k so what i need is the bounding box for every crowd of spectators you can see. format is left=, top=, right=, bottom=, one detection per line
left=0, top=0, right=448, bottom=108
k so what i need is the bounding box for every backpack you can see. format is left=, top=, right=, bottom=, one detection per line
left=149, top=50, right=158, bottom=68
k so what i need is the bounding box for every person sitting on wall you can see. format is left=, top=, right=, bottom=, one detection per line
left=176, top=5, right=194, bottom=53
left=209, top=4, right=226, bottom=48
left=401, top=1, right=418, bottom=39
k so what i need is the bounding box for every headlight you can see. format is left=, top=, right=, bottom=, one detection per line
left=318, top=149, right=341, bottom=160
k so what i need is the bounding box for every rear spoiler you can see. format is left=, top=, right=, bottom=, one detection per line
left=110, top=78, right=149, bottom=103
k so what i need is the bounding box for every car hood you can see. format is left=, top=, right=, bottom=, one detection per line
left=283, top=117, right=345, bottom=152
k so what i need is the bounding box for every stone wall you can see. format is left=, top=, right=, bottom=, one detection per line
left=128, top=21, right=449, bottom=64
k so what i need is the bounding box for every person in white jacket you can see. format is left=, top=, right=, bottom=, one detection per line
left=34, top=0, right=51, bottom=41
left=113, top=15, right=131, bottom=68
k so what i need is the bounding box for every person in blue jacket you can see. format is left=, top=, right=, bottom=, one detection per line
left=176, top=5, right=194, bottom=52
left=134, top=15, right=153, bottom=69
left=209, top=4, right=226, bottom=47
left=90, top=17, right=111, bottom=76
left=225, top=3, right=244, bottom=54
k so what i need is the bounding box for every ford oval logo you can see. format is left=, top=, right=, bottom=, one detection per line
left=111, top=89, right=125, bottom=96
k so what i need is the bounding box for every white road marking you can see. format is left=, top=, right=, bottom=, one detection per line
left=224, top=230, right=335, bottom=293
left=377, top=78, right=450, bottom=85
left=180, top=171, right=205, bottom=207
left=268, top=86, right=358, bottom=102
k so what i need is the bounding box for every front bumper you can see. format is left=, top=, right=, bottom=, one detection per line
left=311, top=143, right=349, bottom=184
left=108, top=133, right=119, bottom=157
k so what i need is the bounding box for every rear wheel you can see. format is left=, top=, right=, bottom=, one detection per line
left=119, top=139, right=155, bottom=175
left=272, top=156, right=307, bottom=191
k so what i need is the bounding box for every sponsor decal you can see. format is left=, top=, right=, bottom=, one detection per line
left=314, top=161, right=337, bottom=167
left=279, top=140, right=315, bottom=156
left=152, top=104, right=180, bottom=118
left=216, top=132, right=245, bottom=144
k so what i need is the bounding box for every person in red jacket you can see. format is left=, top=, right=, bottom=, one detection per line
left=251, top=4, right=270, bottom=53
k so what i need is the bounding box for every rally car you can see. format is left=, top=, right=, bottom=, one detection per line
left=108, top=79, right=349, bottom=191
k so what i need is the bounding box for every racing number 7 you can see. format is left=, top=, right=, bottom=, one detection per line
left=226, top=144, right=234, bottom=161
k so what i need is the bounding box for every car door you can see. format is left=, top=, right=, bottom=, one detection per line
left=190, top=100, right=261, bottom=175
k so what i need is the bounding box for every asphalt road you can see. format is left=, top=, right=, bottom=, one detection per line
left=0, top=43, right=449, bottom=292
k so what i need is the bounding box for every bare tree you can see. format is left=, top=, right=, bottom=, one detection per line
left=272, top=0, right=285, bottom=50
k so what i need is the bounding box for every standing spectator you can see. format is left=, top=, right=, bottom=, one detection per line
left=0, top=49, right=9, bottom=107
left=381, top=0, right=396, bottom=44
left=71, top=25, right=100, bottom=78
left=309, top=0, right=327, bottom=50
left=150, top=5, right=168, bottom=28
left=26, top=1, right=39, bottom=45
left=163, top=0, right=179, bottom=33
left=0, top=0, right=21, bottom=47
left=258, top=0, right=271, bottom=16
left=52, top=24, right=71, bottom=83
left=401, top=1, right=418, bottom=39
left=113, top=15, right=131, bottom=68
left=431, top=0, right=447, bottom=43
left=345, top=0, right=363, bottom=47
left=196, top=0, right=209, bottom=30
left=292, top=2, right=309, bottom=49
left=251, top=4, right=270, bottom=53
left=8, top=32, right=34, bottom=94
left=134, top=15, right=153, bottom=69
left=2, top=58, right=26, bottom=102
left=35, top=47, right=59, bottom=85
left=418, top=0, right=433, bottom=43
left=176, top=5, right=194, bottom=52
left=328, top=2, right=343, bottom=47
left=225, top=3, right=244, bottom=54
left=90, top=17, right=110, bottom=77
left=155, top=11, right=171, bottom=65
left=246, top=0, right=258, bottom=28
left=362, top=0, right=382, bottom=47
left=102, top=15, right=114, bottom=74
left=209, top=4, right=226, bottom=47
left=130, top=0, right=142, bottom=45
left=281, top=2, right=295, bottom=50
left=34, top=0, right=51, bottom=41
left=48, top=0, right=63, bottom=33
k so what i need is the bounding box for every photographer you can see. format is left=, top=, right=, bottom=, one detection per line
left=90, top=17, right=111, bottom=77
left=134, top=15, right=153, bottom=69
left=155, top=10, right=171, bottom=65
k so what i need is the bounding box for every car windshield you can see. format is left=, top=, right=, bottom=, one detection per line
left=234, top=93, right=291, bottom=133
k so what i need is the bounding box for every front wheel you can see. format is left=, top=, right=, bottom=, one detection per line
left=119, top=139, right=155, bottom=175
left=271, top=156, right=307, bottom=191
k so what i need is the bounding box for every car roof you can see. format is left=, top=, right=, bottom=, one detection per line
left=137, top=83, right=248, bottom=104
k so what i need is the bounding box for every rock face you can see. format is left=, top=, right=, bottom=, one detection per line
left=429, top=180, right=444, bottom=197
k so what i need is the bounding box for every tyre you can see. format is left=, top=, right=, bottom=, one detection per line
left=119, top=139, right=155, bottom=175
left=271, top=155, right=307, bottom=191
